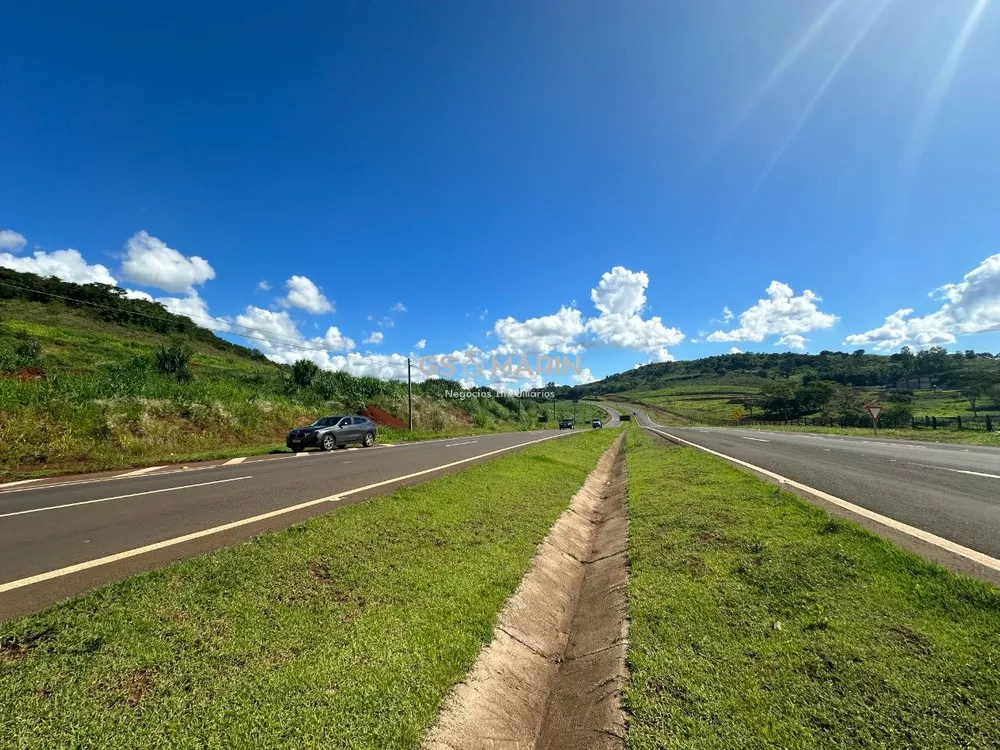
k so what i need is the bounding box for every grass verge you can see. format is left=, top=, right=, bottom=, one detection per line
left=0, top=429, right=618, bottom=748
left=625, top=428, right=1000, bottom=749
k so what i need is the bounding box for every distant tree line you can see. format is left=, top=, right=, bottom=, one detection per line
left=556, top=348, right=1000, bottom=402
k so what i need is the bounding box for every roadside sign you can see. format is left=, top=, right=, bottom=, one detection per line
left=866, top=403, right=883, bottom=423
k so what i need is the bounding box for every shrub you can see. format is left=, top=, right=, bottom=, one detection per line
left=13, top=332, right=42, bottom=366
left=155, top=341, right=193, bottom=381
left=292, top=359, right=320, bottom=388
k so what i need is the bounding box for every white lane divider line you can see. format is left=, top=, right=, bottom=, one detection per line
left=0, top=477, right=253, bottom=520
left=446, top=440, right=479, bottom=447
left=0, top=432, right=574, bottom=593
left=908, top=463, right=1000, bottom=480
left=224, top=457, right=246, bottom=465
left=122, top=465, right=166, bottom=477
left=742, top=437, right=770, bottom=443
left=0, top=478, right=43, bottom=489
left=645, top=426, right=1000, bottom=574
left=0, top=489, right=333, bottom=595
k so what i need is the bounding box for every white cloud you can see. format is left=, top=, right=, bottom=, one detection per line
left=729, top=346, right=744, bottom=354
left=584, top=266, right=685, bottom=361
left=157, top=292, right=231, bottom=331
left=120, top=231, right=215, bottom=294
left=844, top=308, right=955, bottom=351
left=572, top=367, right=598, bottom=385
left=587, top=313, right=684, bottom=351
left=845, top=253, right=1000, bottom=351
left=235, top=306, right=302, bottom=344
left=708, top=281, right=837, bottom=344
left=0, top=230, right=27, bottom=252
left=280, top=275, right=333, bottom=314
left=414, top=338, right=426, bottom=350
left=590, top=266, right=649, bottom=316
left=257, top=280, right=271, bottom=291
left=363, top=331, right=384, bottom=345
left=390, top=302, right=406, bottom=313
left=494, top=305, right=586, bottom=355
left=0, top=248, right=117, bottom=286
left=320, top=326, right=355, bottom=351
left=775, top=334, right=807, bottom=350
left=722, top=306, right=734, bottom=322
left=233, top=306, right=355, bottom=360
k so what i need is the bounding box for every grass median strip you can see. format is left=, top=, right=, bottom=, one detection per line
left=0, top=429, right=617, bottom=749
left=625, top=428, right=1000, bottom=749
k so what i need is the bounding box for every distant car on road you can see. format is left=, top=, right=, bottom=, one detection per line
left=286, top=415, right=377, bottom=452
left=559, top=418, right=575, bottom=430
left=592, top=419, right=602, bottom=428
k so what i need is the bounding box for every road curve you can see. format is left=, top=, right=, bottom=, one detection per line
left=627, top=408, right=1000, bottom=581
left=0, top=423, right=616, bottom=621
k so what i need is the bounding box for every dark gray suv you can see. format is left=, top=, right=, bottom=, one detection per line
left=286, top=415, right=378, bottom=452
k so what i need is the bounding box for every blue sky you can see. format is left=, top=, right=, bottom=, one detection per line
left=3, top=0, right=1000, bottom=386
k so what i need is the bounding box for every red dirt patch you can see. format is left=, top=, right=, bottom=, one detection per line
left=362, top=406, right=406, bottom=430
left=0, top=367, right=46, bottom=381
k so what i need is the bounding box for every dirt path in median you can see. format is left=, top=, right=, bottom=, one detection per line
left=423, top=434, right=629, bottom=750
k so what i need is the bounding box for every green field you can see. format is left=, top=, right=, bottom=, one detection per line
left=625, top=429, right=1000, bottom=749
left=0, top=294, right=559, bottom=481
left=0, top=429, right=618, bottom=749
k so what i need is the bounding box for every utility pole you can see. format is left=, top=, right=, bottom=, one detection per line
left=407, top=358, right=413, bottom=431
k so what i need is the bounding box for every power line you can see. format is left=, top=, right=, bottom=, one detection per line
left=0, top=279, right=340, bottom=355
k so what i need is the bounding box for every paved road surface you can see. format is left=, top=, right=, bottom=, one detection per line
left=0, top=420, right=616, bottom=621
left=629, top=408, right=1000, bottom=569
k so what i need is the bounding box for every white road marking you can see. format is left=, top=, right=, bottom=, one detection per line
left=446, top=440, right=479, bottom=447
left=224, top=457, right=246, bottom=465
left=0, top=490, right=336, bottom=594
left=0, top=478, right=43, bottom=489
left=121, top=465, right=166, bottom=477
left=0, top=477, right=252, bottom=519
left=645, top=426, right=1000, bottom=574
left=0, top=432, right=573, bottom=593
left=0, top=464, right=226, bottom=496
left=741, top=437, right=770, bottom=443
left=908, top=463, right=1000, bottom=480
left=381, top=443, right=396, bottom=447
left=295, top=452, right=310, bottom=457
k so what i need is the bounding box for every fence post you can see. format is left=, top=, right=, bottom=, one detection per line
left=932, top=416, right=937, bottom=430
left=957, top=415, right=963, bottom=430
left=987, top=415, right=994, bottom=432
left=911, top=417, right=916, bottom=429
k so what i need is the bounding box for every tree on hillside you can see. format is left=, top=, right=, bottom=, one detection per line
left=292, top=359, right=320, bottom=388
left=957, top=364, right=1000, bottom=416
left=760, top=379, right=797, bottom=419
left=796, top=379, right=837, bottom=415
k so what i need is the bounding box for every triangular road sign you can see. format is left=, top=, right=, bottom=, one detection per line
left=866, top=403, right=883, bottom=422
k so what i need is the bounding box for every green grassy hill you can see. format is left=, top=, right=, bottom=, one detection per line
left=0, top=269, right=562, bottom=480
left=555, top=350, right=1000, bottom=436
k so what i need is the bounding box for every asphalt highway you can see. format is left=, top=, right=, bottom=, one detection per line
left=0, top=423, right=615, bottom=621
left=629, top=408, right=1000, bottom=578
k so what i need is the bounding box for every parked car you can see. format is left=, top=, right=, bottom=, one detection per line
left=286, top=415, right=378, bottom=452
left=592, top=419, right=602, bottom=428
left=559, top=418, right=575, bottom=430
